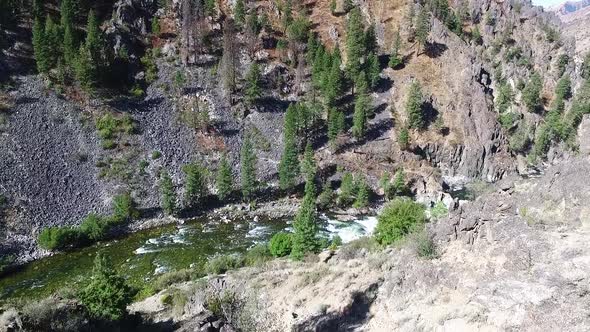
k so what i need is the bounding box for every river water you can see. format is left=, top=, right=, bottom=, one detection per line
left=0, top=214, right=377, bottom=304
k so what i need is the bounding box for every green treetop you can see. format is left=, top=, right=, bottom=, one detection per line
left=290, top=153, right=319, bottom=260
left=415, top=7, right=431, bottom=54
left=389, top=29, right=402, bottom=68
left=234, top=0, right=245, bottom=27
left=522, top=72, right=543, bottom=112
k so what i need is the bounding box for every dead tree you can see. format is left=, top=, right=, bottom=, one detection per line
left=220, top=18, right=238, bottom=95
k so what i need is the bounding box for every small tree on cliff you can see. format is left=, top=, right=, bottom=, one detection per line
left=291, top=158, right=319, bottom=260
left=216, top=154, right=233, bottom=201
left=406, top=81, right=424, bottom=129
left=160, top=170, right=177, bottom=215
left=279, top=104, right=300, bottom=191
left=240, top=136, right=257, bottom=200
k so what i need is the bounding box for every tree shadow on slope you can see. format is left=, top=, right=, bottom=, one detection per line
left=293, top=282, right=381, bottom=332
left=424, top=41, right=448, bottom=59
left=334, top=118, right=393, bottom=154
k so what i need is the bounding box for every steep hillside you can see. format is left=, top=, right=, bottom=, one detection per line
left=1, top=0, right=588, bottom=261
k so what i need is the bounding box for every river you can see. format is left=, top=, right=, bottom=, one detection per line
left=0, top=214, right=377, bottom=304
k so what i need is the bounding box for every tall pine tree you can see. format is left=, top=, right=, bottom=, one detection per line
left=406, top=81, right=424, bottom=129
left=160, top=170, right=177, bottom=215
left=216, top=154, right=233, bottom=201
left=389, top=29, right=402, bottom=68
left=240, top=136, right=257, bottom=200
left=291, top=152, right=319, bottom=260
left=279, top=104, right=300, bottom=191
left=415, top=7, right=431, bottom=55
left=183, top=163, right=207, bottom=208
left=32, top=17, right=50, bottom=74
left=245, top=62, right=262, bottom=104
left=346, top=7, right=365, bottom=78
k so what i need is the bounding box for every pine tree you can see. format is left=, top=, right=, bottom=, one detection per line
left=245, top=62, right=262, bottom=104
left=326, top=55, right=344, bottom=106
left=216, top=154, right=233, bottom=201
left=32, top=0, right=43, bottom=20
left=279, top=104, right=300, bottom=191
left=32, top=17, right=50, bottom=74
left=246, top=9, right=260, bottom=36
left=75, top=45, right=95, bottom=91
left=307, top=32, right=318, bottom=64
left=398, top=126, right=409, bottom=150
left=301, top=143, right=316, bottom=182
left=392, top=168, right=406, bottom=195
left=234, top=0, right=245, bottom=27
left=389, top=29, right=402, bottom=68
left=352, top=73, right=370, bottom=138
left=555, top=75, right=572, bottom=101
left=59, top=0, right=76, bottom=28
left=80, top=252, right=132, bottom=321
left=282, top=0, right=293, bottom=29
left=63, top=23, right=76, bottom=67
left=353, top=177, right=369, bottom=208
left=522, top=72, right=543, bottom=112
left=415, top=7, right=431, bottom=55
left=406, top=81, right=424, bottom=129
left=44, top=15, right=60, bottom=67
left=365, top=24, right=377, bottom=54
left=472, top=24, right=482, bottom=44
left=338, top=172, right=356, bottom=207
left=346, top=7, right=365, bottom=78
left=183, top=163, right=207, bottom=208
left=221, top=18, right=238, bottom=93
left=240, top=136, right=257, bottom=200
left=291, top=156, right=319, bottom=260
left=367, top=52, right=380, bottom=89
left=160, top=170, right=177, bottom=215
left=85, top=10, right=101, bottom=61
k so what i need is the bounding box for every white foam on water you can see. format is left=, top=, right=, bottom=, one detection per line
left=322, top=215, right=378, bottom=243
left=247, top=225, right=269, bottom=238
left=134, top=247, right=160, bottom=255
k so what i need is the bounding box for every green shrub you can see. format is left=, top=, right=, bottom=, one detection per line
left=151, top=151, right=162, bottom=159
left=430, top=202, right=448, bottom=220
left=38, top=227, right=81, bottom=250
left=244, top=244, right=272, bottom=265
left=374, top=198, right=425, bottom=245
left=205, top=254, right=244, bottom=275
left=96, top=113, right=117, bottom=140
left=317, top=184, right=334, bottom=210
left=337, top=236, right=379, bottom=260
left=79, top=214, right=108, bottom=241
left=409, top=230, right=437, bottom=259
left=269, top=232, right=293, bottom=257
left=509, top=124, right=531, bottom=153
left=101, top=139, right=116, bottom=149
left=329, top=235, right=342, bottom=250
left=129, top=85, right=144, bottom=98
left=153, top=268, right=198, bottom=291
left=499, top=112, right=519, bottom=130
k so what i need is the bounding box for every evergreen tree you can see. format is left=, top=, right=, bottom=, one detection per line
left=406, top=81, right=424, bottom=129
left=85, top=10, right=101, bottom=61
left=291, top=157, right=319, bottom=260
left=398, top=126, right=409, bottom=150
left=160, top=170, right=177, bottom=215
left=221, top=18, right=238, bottom=93
left=183, top=163, right=207, bottom=208
left=44, top=15, right=60, bottom=67
left=346, top=7, right=365, bottom=78
left=245, top=62, right=262, bottom=104
left=282, top=0, right=293, bottom=29
left=392, top=168, right=406, bottom=195
left=74, top=45, right=96, bottom=91
left=389, top=29, right=402, bottom=68
left=80, top=252, right=132, bottom=321
left=246, top=9, right=260, bottom=36
left=353, top=177, right=369, bottom=208
left=555, top=75, right=572, bottom=101
left=472, top=24, right=482, bottom=44
left=216, top=154, right=233, bottom=201
left=307, top=32, right=318, bottom=64
left=415, top=7, right=431, bottom=55
left=63, top=23, right=76, bottom=67
left=326, top=55, right=344, bottom=106
left=240, top=136, right=257, bottom=200
left=496, top=83, right=513, bottom=113
left=279, top=104, right=300, bottom=191
left=234, top=0, right=245, bottom=27
left=522, top=72, right=543, bottom=112
left=338, top=172, right=356, bottom=207
left=32, top=0, right=43, bottom=20
left=301, top=143, right=316, bottom=182
left=59, top=0, right=76, bottom=28
left=367, top=52, right=380, bottom=88
left=352, top=92, right=369, bottom=139
left=328, top=108, right=345, bottom=141
left=32, top=17, right=50, bottom=73
left=364, top=24, right=377, bottom=54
